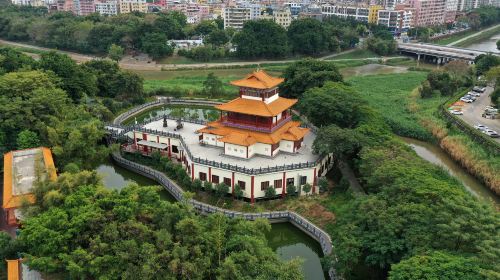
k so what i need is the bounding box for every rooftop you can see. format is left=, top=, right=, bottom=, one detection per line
left=230, top=70, right=284, bottom=89
left=215, top=97, right=297, bottom=117
left=138, top=119, right=319, bottom=169
left=3, top=147, right=57, bottom=209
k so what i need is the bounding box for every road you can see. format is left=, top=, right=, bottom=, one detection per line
left=0, top=39, right=402, bottom=71
left=448, top=24, right=500, bottom=46
left=458, top=86, right=500, bottom=143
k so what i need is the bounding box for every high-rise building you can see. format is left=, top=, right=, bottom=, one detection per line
left=223, top=4, right=260, bottom=30
left=95, top=0, right=118, bottom=15
left=408, top=0, right=446, bottom=26
left=377, top=8, right=412, bottom=34
left=261, top=8, right=292, bottom=28
left=73, top=0, right=95, bottom=15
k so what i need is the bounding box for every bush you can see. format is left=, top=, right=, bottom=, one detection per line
left=215, top=183, right=229, bottom=197
left=302, top=183, right=312, bottom=194
left=203, top=181, right=213, bottom=192
left=265, top=186, right=277, bottom=198
left=286, top=184, right=297, bottom=196
left=234, top=184, right=244, bottom=199
left=318, top=177, right=329, bottom=193
left=192, top=179, right=203, bottom=191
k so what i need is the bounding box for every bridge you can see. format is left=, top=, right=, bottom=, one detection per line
left=397, top=42, right=498, bottom=64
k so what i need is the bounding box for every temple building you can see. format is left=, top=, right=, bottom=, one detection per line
left=2, top=147, right=57, bottom=226
left=198, top=70, right=310, bottom=159
left=115, top=70, right=333, bottom=203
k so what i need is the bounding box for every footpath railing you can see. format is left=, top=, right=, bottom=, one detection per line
left=440, top=90, right=500, bottom=155
left=110, top=97, right=339, bottom=279
left=111, top=152, right=338, bottom=279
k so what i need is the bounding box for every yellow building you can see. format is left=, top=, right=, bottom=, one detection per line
left=119, top=0, right=147, bottom=14
left=368, top=5, right=383, bottom=23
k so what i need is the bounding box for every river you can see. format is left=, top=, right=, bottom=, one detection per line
left=463, top=32, right=500, bottom=53
left=401, top=137, right=499, bottom=205
left=96, top=158, right=326, bottom=280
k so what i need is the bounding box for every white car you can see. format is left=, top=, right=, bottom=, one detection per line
left=474, top=124, right=488, bottom=131
left=469, top=92, right=481, bottom=97
left=464, top=95, right=476, bottom=101
left=460, top=97, right=473, bottom=103
left=449, top=109, right=463, bottom=115
left=483, top=130, right=500, bottom=138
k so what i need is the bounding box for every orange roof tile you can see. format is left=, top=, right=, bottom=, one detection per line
left=198, top=120, right=309, bottom=146
left=230, top=70, right=284, bottom=89
left=7, top=260, right=19, bottom=280
left=2, top=147, right=57, bottom=210
left=215, top=97, right=297, bottom=117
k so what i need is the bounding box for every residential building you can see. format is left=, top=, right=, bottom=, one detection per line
left=368, top=4, right=383, bottom=23
left=73, top=0, right=95, bottom=15
left=444, top=0, right=458, bottom=22
left=223, top=4, right=260, bottom=29
left=119, top=70, right=333, bottom=202
left=321, top=5, right=370, bottom=22
left=261, top=8, right=292, bottom=28
left=119, top=0, right=147, bottom=13
left=2, top=148, right=57, bottom=226
left=95, top=0, right=119, bottom=15
left=377, top=8, right=412, bottom=34
left=408, top=0, right=446, bottom=26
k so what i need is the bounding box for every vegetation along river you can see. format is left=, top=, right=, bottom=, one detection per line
left=462, top=32, right=500, bottom=53
left=96, top=158, right=326, bottom=280
left=401, top=137, right=499, bottom=205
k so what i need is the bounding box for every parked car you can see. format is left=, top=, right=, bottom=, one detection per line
left=449, top=109, right=463, bottom=115
left=469, top=91, right=481, bottom=97
left=460, top=97, right=473, bottom=103
left=473, top=86, right=486, bottom=93
left=483, top=130, right=500, bottom=138
left=474, top=124, right=488, bottom=131
left=464, top=95, right=476, bottom=101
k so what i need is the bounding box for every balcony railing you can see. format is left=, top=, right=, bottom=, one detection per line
left=221, top=115, right=292, bottom=133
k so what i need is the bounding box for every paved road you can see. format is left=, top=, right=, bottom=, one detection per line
left=458, top=86, right=500, bottom=143
left=0, top=38, right=402, bottom=71
left=448, top=24, right=500, bottom=46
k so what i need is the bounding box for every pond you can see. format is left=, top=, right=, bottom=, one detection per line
left=97, top=158, right=326, bottom=280
left=340, top=63, right=408, bottom=78
left=267, top=223, right=326, bottom=280
left=122, top=104, right=219, bottom=125
left=96, top=158, right=176, bottom=201
left=463, top=32, right=500, bottom=53
left=401, top=137, right=499, bottom=205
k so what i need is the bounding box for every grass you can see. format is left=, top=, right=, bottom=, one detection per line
left=347, top=71, right=430, bottom=139
left=327, top=49, right=380, bottom=60
left=432, top=29, right=477, bottom=45
left=453, top=24, right=500, bottom=47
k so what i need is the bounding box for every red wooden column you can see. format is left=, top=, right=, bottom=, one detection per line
left=313, top=168, right=317, bottom=194
left=191, top=163, right=195, bottom=181
left=167, top=138, right=171, bottom=158
left=208, top=167, right=212, bottom=183
left=231, top=172, right=235, bottom=196
left=251, top=176, right=255, bottom=204
left=133, top=131, right=137, bottom=147
left=156, top=135, right=159, bottom=143
left=282, top=172, right=286, bottom=198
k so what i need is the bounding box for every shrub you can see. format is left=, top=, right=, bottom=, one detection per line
left=234, top=184, right=244, bottom=199
left=265, top=186, right=276, bottom=198
left=302, top=183, right=312, bottom=194
left=286, top=184, right=297, bottom=196
left=318, top=177, right=329, bottom=193
left=203, top=181, right=213, bottom=192
left=192, top=179, right=203, bottom=191
left=215, top=183, right=229, bottom=198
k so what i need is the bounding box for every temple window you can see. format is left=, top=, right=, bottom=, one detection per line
left=199, top=172, right=207, bottom=181
left=212, top=175, right=219, bottom=184
left=261, top=181, right=270, bottom=191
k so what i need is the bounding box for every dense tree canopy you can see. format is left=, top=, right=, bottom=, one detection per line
left=232, top=19, right=289, bottom=59
left=18, top=171, right=304, bottom=279
left=280, top=59, right=343, bottom=98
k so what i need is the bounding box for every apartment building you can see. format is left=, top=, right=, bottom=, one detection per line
left=377, top=8, right=412, bottom=34
left=95, top=0, right=119, bottom=15
left=223, top=4, right=260, bottom=29
left=368, top=4, right=383, bottom=23
left=261, top=8, right=292, bottom=28
left=73, top=0, right=95, bottom=15
left=444, top=0, right=457, bottom=22
left=119, top=0, right=147, bottom=13
left=321, top=4, right=370, bottom=22
left=408, top=0, right=446, bottom=26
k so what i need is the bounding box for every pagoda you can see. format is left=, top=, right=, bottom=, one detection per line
left=198, top=70, right=309, bottom=159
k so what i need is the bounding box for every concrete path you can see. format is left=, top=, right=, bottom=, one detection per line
left=337, top=160, right=366, bottom=196
left=447, top=24, right=500, bottom=46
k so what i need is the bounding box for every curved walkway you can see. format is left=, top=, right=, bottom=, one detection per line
left=111, top=99, right=339, bottom=280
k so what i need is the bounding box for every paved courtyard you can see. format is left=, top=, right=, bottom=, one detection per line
left=140, top=119, right=321, bottom=169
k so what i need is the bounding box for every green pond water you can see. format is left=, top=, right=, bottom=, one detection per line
left=123, top=104, right=218, bottom=125
left=96, top=159, right=326, bottom=280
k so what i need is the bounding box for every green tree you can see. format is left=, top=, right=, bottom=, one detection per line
left=205, top=29, right=230, bottom=47
left=234, top=184, right=243, bottom=199
left=232, top=19, right=289, bottom=59
left=313, top=125, right=364, bottom=159
left=202, top=72, right=224, bottom=98
left=38, top=51, right=98, bottom=102
left=16, top=129, right=40, bottom=149
left=302, top=183, right=312, bottom=194
left=299, top=82, right=366, bottom=128
left=192, top=179, right=203, bottom=191
left=215, top=183, right=229, bottom=198
left=264, top=186, right=276, bottom=198
left=141, top=32, right=174, bottom=60
left=107, top=43, right=124, bottom=62
left=286, top=184, right=297, bottom=196
left=280, top=59, right=343, bottom=99
left=389, top=251, right=483, bottom=280
left=287, top=18, right=329, bottom=55
left=474, top=54, right=500, bottom=75
left=318, top=177, right=329, bottom=193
